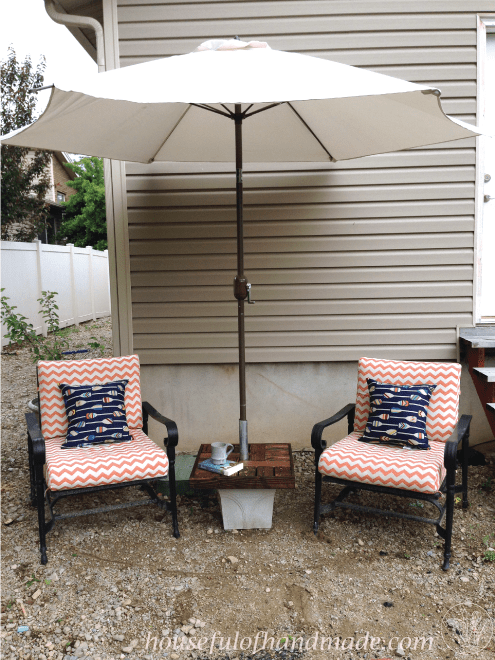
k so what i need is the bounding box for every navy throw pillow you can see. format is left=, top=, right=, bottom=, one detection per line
left=59, top=380, right=131, bottom=448
left=359, top=378, right=436, bottom=450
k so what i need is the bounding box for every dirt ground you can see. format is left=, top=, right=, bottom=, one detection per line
left=1, top=318, right=494, bottom=660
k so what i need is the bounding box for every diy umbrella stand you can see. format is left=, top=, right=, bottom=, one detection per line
left=2, top=38, right=483, bottom=461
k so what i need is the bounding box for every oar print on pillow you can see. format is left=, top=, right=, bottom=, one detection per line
left=359, top=377, right=436, bottom=450
left=59, top=379, right=131, bottom=448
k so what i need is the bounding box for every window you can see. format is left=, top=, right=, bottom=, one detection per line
left=57, top=191, right=66, bottom=202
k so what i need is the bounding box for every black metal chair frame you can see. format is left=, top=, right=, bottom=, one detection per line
left=312, top=403, right=471, bottom=571
left=26, top=400, right=179, bottom=565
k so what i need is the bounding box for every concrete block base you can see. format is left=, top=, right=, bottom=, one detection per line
left=218, top=489, right=276, bottom=529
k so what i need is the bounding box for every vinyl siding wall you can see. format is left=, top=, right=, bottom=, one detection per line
left=117, top=0, right=489, bottom=365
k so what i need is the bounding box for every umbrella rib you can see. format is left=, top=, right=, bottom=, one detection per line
left=150, top=103, right=234, bottom=162
left=286, top=102, right=335, bottom=161
left=149, top=105, right=194, bottom=162
left=241, top=104, right=254, bottom=117
left=243, top=102, right=284, bottom=118
left=28, top=84, right=55, bottom=93
left=191, top=103, right=233, bottom=118
left=220, top=104, right=236, bottom=117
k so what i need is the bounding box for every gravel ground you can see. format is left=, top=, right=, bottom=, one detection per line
left=1, top=318, right=495, bottom=660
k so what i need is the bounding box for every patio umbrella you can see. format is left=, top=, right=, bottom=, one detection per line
left=2, top=38, right=483, bottom=460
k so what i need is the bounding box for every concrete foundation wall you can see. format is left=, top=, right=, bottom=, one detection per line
left=140, top=360, right=493, bottom=453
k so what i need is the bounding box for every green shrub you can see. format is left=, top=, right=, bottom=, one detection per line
left=1, top=289, right=104, bottom=361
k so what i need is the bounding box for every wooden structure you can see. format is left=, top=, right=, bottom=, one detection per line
left=190, top=443, right=295, bottom=490
left=460, top=327, right=495, bottom=437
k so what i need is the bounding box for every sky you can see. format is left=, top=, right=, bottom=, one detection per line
left=1, top=0, right=97, bottom=117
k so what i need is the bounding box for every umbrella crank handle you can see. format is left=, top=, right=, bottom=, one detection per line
left=234, top=276, right=255, bottom=303
left=246, top=283, right=255, bottom=304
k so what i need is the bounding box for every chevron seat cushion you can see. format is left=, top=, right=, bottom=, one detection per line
left=318, top=432, right=446, bottom=494
left=38, top=355, right=143, bottom=439
left=45, top=429, right=169, bottom=491
left=354, top=357, right=461, bottom=443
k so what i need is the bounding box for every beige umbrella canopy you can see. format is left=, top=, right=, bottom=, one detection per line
left=2, top=38, right=482, bottom=459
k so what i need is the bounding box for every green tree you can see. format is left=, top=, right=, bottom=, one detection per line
left=59, top=156, right=107, bottom=251
left=1, top=46, right=52, bottom=242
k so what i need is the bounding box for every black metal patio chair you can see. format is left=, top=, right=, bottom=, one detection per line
left=26, top=354, right=179, bottom=564
left=312, top=356, right=471, bottom=570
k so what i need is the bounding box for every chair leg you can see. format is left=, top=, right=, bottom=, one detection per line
left=314, top=467, right=322, bottom=534
left=442, top=473, right=456, bottom=571
left=35, top=464, right=48, bottom=565
left=167, top=447, right=180, bottom=538
left=461, top=431, right=469, bottom=510
left=27, top=434, right=37, bottom=507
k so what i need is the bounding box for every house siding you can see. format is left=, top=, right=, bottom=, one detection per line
left=117, top=0, right=487, bottom=365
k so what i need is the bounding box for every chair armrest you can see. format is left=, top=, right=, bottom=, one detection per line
left=25, top=412, right=46, bottom=465
left=142, top=401, right=179, bottom=448
left=311, top=403, right=356, bottom=453
left=444, top=414, right=472, bottom=472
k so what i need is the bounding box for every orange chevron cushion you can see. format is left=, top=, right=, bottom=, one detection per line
left=38, top=355, right=143, bottom=439
left=45, top=429, right=169, bottom=491
left=318, top=432, right=446, bottom=494
left=354, top=357, right=461, bottom=443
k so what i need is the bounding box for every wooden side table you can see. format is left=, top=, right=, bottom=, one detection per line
left=189, top=443, right=295, bottom=529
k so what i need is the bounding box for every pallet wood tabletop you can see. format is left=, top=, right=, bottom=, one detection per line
left=189, top=443, right=295, bottom=490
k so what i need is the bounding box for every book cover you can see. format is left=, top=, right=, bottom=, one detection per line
left=199, top=458, right=243, bottom=476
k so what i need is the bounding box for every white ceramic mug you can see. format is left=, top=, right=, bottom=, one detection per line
left=211, top=442, right=234, bottom=464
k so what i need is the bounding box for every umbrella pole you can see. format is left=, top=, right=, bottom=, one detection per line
left=234, top=104, right=249, bottom=461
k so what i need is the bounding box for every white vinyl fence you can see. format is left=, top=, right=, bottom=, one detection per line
left=1, top=240, right=111, bottom=347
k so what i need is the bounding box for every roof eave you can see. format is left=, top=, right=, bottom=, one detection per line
left=46, top=0, right=102, bottom=63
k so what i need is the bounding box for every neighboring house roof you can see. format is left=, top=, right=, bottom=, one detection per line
left=39, top=150, right=77, bottom=204
left=25, top=149, right=77, bottom=202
